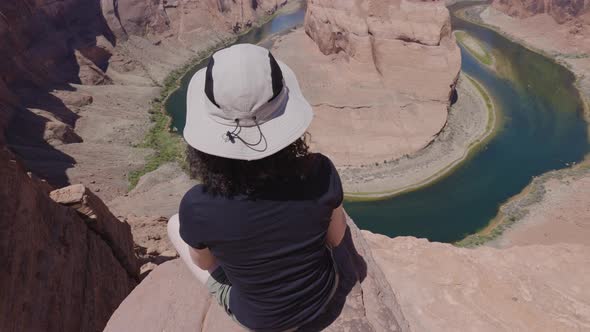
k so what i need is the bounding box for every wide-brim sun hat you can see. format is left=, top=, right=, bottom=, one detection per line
left=184, top=43, right=314, bottom=161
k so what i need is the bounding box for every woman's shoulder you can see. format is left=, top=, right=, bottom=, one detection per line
left=180, top=184, right=212, bottom=209
left=304, top=153, right=343, bottom=206
left=306, top=153, right=339, bottom=178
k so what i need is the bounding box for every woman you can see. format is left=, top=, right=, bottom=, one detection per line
left=168, top=44, right=362, bottom=331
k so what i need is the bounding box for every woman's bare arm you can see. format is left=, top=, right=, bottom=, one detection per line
left=326, top=204, right=347, bottom=248
left=188, top=247, right=218, bottom=271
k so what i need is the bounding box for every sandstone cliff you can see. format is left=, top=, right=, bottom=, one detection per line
left=492, top=0, right=590, bottom=23
left=305, top=0, right=454, bottom=67
left=272, top=0, right=461, bottom=166
left=0, top=146, right=139, bottom=332
left=0, top=1, right=291, bottom=331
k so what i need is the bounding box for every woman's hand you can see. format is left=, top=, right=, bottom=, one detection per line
left=189, top=247, right=218, bottom=271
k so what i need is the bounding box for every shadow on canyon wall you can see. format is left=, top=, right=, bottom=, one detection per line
left=0, top=0, right=116, bottom=186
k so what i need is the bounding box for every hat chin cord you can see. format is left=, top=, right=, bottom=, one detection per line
left=225, top=117, right=268, bottom=153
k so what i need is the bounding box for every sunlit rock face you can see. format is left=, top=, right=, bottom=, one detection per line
left=272, top=0, right=461, bottom=165
left=305, top=0, right=455, bottom=64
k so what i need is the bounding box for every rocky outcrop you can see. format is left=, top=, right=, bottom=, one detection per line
left=49, top=184, right=140, bottom=277
left=364, top=232, right=590, bottom=331
left=0, top=147, right=138, bottom=332
left=304, top=0, right=458, bottom=90
left=272, top=0, right=460, bottom=165
left=305, top=0, right=454, bottom=64
left=492, top=0, right=590, bottom=23
left=104, top=219, right=410, bottom=332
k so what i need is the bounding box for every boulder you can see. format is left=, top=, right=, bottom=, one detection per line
left=305, top=0, right=455, bottom=65
left=29, top=109, right=83, bottom=145
left=364, top=232, right=590, bottom=331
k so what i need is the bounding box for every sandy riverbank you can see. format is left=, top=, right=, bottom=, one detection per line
left=341, top=73, right=497, bottom=200
left=456, top=158, right=590, bottom=247
left=453, top=4, right=590, bottom=247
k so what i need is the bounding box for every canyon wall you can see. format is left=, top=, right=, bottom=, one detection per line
left=0, top=1, right=289, bottom=331
left=272, top=0, right=460, bottom=165
left=0, top=146, right=139, bottom=332
left=492, top=0, right=590, bottom=23
left=363, top=231, right=590, bottom=331
left=305, top=0, right=454, bottom=71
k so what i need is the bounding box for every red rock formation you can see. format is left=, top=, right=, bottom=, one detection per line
left=0, top=1, right=113, bottom=89
left=0, top=147, right=138, bottom=332
left=274, top=0, right=460, bottom=165
left=305, top=0, right=455, bottom=66
left=50, top=184, right=140, bottom=275
left=492, top=0, right=590, bottom=23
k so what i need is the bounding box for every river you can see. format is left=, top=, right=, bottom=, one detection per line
left=165, top=2, right=589, bottom=243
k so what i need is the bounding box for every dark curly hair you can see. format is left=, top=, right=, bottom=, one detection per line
left=186, top=134, right=312, bottom=197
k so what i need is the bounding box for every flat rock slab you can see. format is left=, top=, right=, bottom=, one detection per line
left=364, top=232, right=590, bottom=331
left=105, top=221, right=409, bottom=331
left=104, top=259, right=238, bottom=332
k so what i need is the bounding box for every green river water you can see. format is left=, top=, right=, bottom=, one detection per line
left=166, top=2, right=589, bottom=243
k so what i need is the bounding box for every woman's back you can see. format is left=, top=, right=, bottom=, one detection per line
left=179, top=154, right=343, bottom=331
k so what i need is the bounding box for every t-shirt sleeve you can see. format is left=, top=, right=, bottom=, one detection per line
left=320, top=155, right=344, bottom=209
left=178, top=188, right=208, bottom=249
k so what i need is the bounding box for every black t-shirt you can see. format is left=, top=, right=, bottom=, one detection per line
left=179, top=153, right=343, bottom=331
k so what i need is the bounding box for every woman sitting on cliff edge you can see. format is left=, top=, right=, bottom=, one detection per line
left=167, top=44, right=365, bottom=331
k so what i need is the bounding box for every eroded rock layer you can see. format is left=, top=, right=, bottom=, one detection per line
left=0, top=0, right=287, bottom=193
left=272, top=0, right=461, bottom=165
left=0, top=147, right=138, bottom=332
left=364, top=232, right=590, bottom=331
